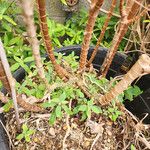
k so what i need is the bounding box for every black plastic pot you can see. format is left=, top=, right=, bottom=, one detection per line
left=0, top=45, right=149, bottom=149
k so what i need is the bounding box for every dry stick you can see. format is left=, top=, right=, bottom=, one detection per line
left=99, top=54, right=150, bottom=105
left=87, top=0, right=117, bottom=66
left=0, top=60, right=11, bottom=92
left=0, top=92, right=44, bottom=112
left=20, top=0, right=49, bottom=87
left=79, top=0, right=104, bottom=71
left=0, top=40, right=20, bottom=130
left=100, top=0, right=144, bottom=77
left=36, top=0, right=69, bottom=80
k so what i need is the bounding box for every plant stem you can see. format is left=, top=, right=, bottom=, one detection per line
left=0, top=40, right=21, bottom=131
left=99, top=54, right=150, bottom=105
left=100, top=0, right=144, bottom=77
left=36, top=0, right=69, bottom=79
left=79, top=0, right=104, bottom=71
left=87, top=0, right=117, bottom=66
left=0, top=92, right=44, bottom=112
left=0, top=60, right=11, bottom=92
left=20, top=0, right=49, bottom=87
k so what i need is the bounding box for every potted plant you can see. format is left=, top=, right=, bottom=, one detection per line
left=0, top=0, right=150, bottom=149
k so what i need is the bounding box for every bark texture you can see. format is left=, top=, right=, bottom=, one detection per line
left=87, top=0, right=117, bottom=66
left=99, top=54, right=150, bottom=105
left=100, top=0, right=145, bottom=77
left=0, top=60, right=10, bottom=92
left=36, top=0, right=69, bottom=79
left=79, top=0, right=104, bottom=71
left=0, top=92, right=44, bottom=112
left=20, top=0, right=48, bottom=85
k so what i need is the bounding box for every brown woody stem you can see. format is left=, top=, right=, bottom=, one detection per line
left=87, top=0, right=117, bottom=66
left=100, top=0, right=144, bottom=77
left=20, top=0, right=49, bottom=87
left=99, top=54, right=150, bottom=105
left=79, top=0, right=104, bottom=71
left=0, top=92, right=44, bottom=112
left=0, top=60, right=10, bottom=92
left=36, top=0, right=69, bottom=79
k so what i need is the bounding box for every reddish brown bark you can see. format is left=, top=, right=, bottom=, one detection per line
left=99, top=54, right=150, bottom=105
left=87, top=0, right=117, bottom=66
left=36, top=0, right=69, bottom=79
left=79, top=0, right=104, bottom=71
left=0, top=92, right=44, bottom=112
left=0, top=60, right=10, bottom=92
left=100, top=0, right=144, bottom=77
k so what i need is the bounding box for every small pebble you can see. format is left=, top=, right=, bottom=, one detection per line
left=49, top=127, right=55, bottom=136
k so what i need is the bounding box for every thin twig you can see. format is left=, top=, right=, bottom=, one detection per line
left=62, top=100, right=72, bottom=150
left=0, top=120, right=14, bottom=149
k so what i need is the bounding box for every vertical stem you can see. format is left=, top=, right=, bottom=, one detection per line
left=99, top=54, right=150, bottom=105
left=0, top=40, right=20, bottom=131
left=87, top=0, right=117, bottom=66
left=100, top=0, right=144, bottom=77
left=0, top=60, right=10, bottom=92
left=36, top=0, right=69, bottom=79
left=100, top=23, right=128, bottom=77
left=20, top=0, right=49, bottom=87
left=79, top=0, right=104, bottom=71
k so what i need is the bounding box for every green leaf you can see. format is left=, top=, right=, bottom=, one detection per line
left=132, top=85, right=142, bottom=97
left=27, top=129, right=35, bottom=135
left=24, top=57, right=34, bottom=63
left=2, top=21, right=12, bottom=31
left=86, top=108, right=91, bottom=118
left=62, top=105, right=72, bottom=115
left=25, top=135, right=30, bottom=142
left=49, top=111, right=56, bottom=125
left=91, top=106, right=102, bottom=114
left=9, top=37, right=20, bottom=45
left=131, top=144, right=136, bottom=150
left=55, top=105, right=62, bottom=118
left=81, top=112, right=87, bottom=121
left=124, top=87, right=133, bottom=101
left=22, top=124, right=28, bottom=132
left=16, top=134, right=24, bottom=140
left=3, top=15, right=17, bottom=25
left=78, top=105, right=87, bottom=111
left=38, top=84, right=46, bottom=91
left=41, top=101, right=56, bottom=108
left=14, top=56, right=23, bottom=63
left=60, top=0, right=67, bottom=5
left=59, top=92, right=66, bottom=101
left=3, top=100, right=13, bottom=112
left=11, top=63, right=20, bottom=72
